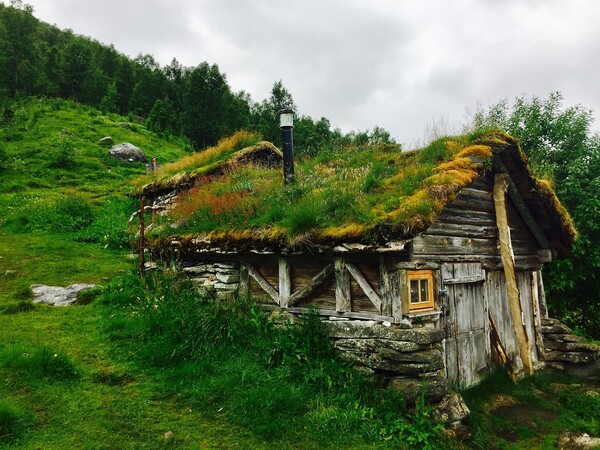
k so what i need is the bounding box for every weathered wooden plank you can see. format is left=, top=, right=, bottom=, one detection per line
left=279, top=258, right=291, bottom=308
left=413, top=254, right=542, bottom=270
left=247, top=263, right=279, bottom=304
left=425, top=222, right=498, bottom=239
left=459, top=187, right=494, bottom=200
left=334, top=257, right=351, bottom=312
left=413, top=235, right=499, bottom=256
left=379, top=256, right=392, bottom=317
left=537, top=270, right=549, bottom=319
left=260, top=304, right=395, bottom=323
left=451, top=196, right=495, bottom=213
left=493, top=156, right=551, bottom=250
left=346, top=263, right=382, bottom=312
left=437, top=206, right=497, bottom=226
left=288, top=263, right=334, bottom=306
left=238, top=260, right=249, bottom=297
left=494, top=173, right=534, bottom=376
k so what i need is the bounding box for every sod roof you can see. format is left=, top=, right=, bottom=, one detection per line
left=136, top=130, right=576, bottom=256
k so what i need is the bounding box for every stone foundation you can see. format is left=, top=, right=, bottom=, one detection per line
left=541, top=318, right=600, bottom=377
left=181, top=261, right=240, bottom=299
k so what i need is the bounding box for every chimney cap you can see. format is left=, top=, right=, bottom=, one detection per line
left=279, top=108, right=294, bottom=129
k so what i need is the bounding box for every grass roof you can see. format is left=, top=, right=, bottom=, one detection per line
left=137, top=130, right=576, bottom=253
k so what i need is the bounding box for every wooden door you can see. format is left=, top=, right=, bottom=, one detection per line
left=442, top=262, right=490, bottom=387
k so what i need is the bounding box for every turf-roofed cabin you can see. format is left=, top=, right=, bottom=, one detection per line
left=136, top=130, right=577, bottom=396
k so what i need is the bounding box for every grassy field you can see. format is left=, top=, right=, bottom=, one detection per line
left=1, top=98, right=598, bottom=449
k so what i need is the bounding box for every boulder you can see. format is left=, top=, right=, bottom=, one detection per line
left=31, top=284, right=98, bottom=306
left=388, top=377, right=450, bottom=404
left=99, top=136, right=113, bottom=146
left=432, top=392, right=470, bottom=428
left=109, top=143, right=147, bottom=162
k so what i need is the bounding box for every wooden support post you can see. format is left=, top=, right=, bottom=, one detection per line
left=346, top=263, right=382, bottom=312
left=247, top=263, right=279, bottom=304
left=334, top=257, right=351, bottom=312
left=493, top=173, right=534, bottom=376
left=238, top=260, right=249, bottom=298
left=278, top=257, right=291, bottom=308
left=531, top=271, right=545, bottom=360
left=139, top=195, right=145, bottom=278
left=379, top=256, right=392, bottom=317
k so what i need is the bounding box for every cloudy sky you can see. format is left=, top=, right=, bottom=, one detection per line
left=21, top=0, right=600, bottom=147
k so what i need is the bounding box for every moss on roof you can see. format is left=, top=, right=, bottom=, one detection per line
left=138, top=130, right=576, bottom=254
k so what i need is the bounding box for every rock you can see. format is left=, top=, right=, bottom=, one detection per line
left=109, top=143, right=147, bottom=162
left=432, top=392, right=470, bottom=427
left=323, top=320, right=445, bottom=345
left=545, top=350, right=599, bottom=364
left=118, top=121, right=131, bottom=129
left=557, top=431, right=600, bottom=449
left=99, top=136, right=113, bottom=146
left=31, top=284, right=98, bottom=306
left=541, top=318, right=572, bottom=334
left=544, top=340, right=600, bottom=353
left=215, top=272, right=240, bottom=283
left=388, top=377, right=450, bottom=403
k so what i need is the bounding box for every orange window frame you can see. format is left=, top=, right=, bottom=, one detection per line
left=407, top=270, right=435, bottom=312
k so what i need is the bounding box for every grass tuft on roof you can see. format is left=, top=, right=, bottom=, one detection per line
left=136, top=130, right=575, bottom=251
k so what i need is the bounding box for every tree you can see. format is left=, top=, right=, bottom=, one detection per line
left=472, top=93, right=600, bottom=338
left=250, top=80, right=297, bottom=146
left=181, top=62, right=231, bottom=149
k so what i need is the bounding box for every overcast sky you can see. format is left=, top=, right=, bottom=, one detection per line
left=20, top=0, right=600, bottom=147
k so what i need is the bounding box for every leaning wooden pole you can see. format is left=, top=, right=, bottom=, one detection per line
left=493, top=173, right=534, bottom=376
left=139, top=195, right=146, bottom=278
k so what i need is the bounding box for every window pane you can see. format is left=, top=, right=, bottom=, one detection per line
left=420, top=279, right=429, bottom=303
left=410, top=280, right=419, bottom=303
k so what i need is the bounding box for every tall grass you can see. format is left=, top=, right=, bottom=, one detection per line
left=98, top=270, right=445, bottom=447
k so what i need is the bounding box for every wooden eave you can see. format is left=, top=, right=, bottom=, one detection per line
left=490, top=140, right=574, bottom=258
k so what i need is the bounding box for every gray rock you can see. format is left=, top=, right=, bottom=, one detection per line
left=544, top=340, right=600, bottom=353
left=31, top=284, right=98, bottom=306
left=323, top=320, right=445, bottom=344
left=109, top=143, right=147, bottom=162
left=541, top=318, right=572, bottom=334
left=557, top=432, right=600, bottom=449
left=99, top=136, right=113, bottom=146
left=545, top=350, right=599, bottom=364
left=388, top=377, right=450, bottom=404
left=432, top=392, right=470, bottom=426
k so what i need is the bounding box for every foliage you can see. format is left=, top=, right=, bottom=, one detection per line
left=145, top=133, right=495, bottom=247
left=98, top=270, right=445, bottom=447
left=472, top=92, right=600, bottom=338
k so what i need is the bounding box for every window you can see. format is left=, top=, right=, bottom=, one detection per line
left=407, top=270, right=435, bottom=312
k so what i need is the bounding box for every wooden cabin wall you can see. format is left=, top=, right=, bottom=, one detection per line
left=411, top=177, right=541, bottom=268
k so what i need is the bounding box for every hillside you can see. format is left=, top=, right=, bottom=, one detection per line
left=0, top=97, right=190, bottom=301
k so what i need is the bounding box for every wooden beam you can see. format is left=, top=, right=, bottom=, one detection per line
left=489, top=313, right=517, bottom=382
left=346, top=263, right=382, bottom=312
left=334, top=257, right=351, bottom=312
left=493, top=173, right=534, bottom=376
left=379, top=256, right=392, bottom=317
left=288, top=263, right=334, bottom=306
left=493, top=156, right=552, bottom=251
left=238, top=260, right=249, bottom=297
left=247, top=263, right=279, bottom=304
left=278, top=257, right=291, bottom=308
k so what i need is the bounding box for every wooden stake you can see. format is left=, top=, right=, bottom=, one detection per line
left=493, top=174, right=533, bottom=376
left=139, top=195, right=145, bottom=278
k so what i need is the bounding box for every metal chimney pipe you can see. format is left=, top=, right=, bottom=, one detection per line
left=279, top=108, right=294, bottom=184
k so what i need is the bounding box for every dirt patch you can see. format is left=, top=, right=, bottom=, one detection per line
left=491, top=401, right=559, bottom=443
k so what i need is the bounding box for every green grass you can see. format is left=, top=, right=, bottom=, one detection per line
left=462, top=370, right=600, bottom=449
left=0, top=97, right=595, bottom=448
